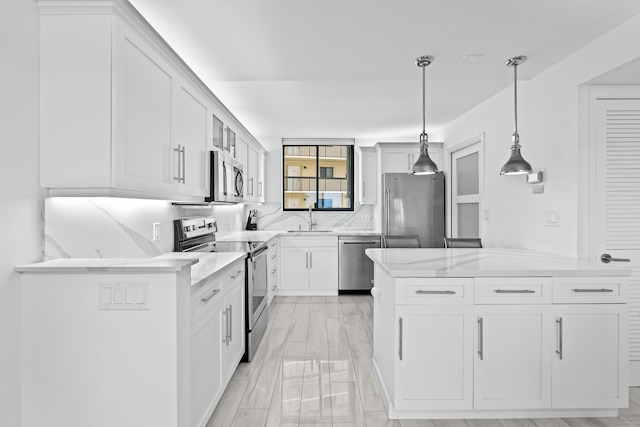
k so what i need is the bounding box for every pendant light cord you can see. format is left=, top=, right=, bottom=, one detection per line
left=422, top=65, right=426, bottom=136
left=513, top=63, right=518, bottom=136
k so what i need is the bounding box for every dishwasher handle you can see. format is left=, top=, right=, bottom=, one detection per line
left=341, top=241, right=380, bottom=245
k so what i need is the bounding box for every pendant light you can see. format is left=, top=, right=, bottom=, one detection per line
left=412, top=55, right=438, bottom=175
left=500, top=55, right=533, bottom=175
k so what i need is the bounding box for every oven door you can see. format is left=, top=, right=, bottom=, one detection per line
left=247, top=246, right=268, bottom=330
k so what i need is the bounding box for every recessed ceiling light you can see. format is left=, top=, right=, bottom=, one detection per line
left=460, top=54, right=484, bottom=65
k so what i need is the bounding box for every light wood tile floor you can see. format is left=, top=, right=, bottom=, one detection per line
left=207, top=295, right=640, bottom=427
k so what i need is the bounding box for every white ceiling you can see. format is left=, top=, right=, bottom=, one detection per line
left=130, top=0, right=640, bottom=141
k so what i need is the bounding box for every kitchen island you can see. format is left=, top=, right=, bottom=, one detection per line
left=366, top=248, right=630, bottom=420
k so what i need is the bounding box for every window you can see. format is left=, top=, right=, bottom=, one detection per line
left=282, top=141, right=354, bottom=211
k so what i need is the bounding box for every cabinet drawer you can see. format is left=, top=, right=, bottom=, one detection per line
left=552, top=276, right=628, bottom=303
left=396, top=278, right=473, bottom=305
left=474, top=277, right=552, bottom=304
left=191, top=274, right=223, bottom=324
left=280, top=235, right=338, bottom=247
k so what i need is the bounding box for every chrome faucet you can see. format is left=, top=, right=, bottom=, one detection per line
left=308, top=205, right=317, bottom=230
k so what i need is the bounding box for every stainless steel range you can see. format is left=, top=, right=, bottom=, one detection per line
left=173, top=217, right=268, bottom=362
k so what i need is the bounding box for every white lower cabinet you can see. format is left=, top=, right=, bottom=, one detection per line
left=396, top=305, right=474, bottom=410
left=190, top=259, right=245, bottom=427
left=221, top=274, right=245, bottom=382
left=474, top=306, right=552, bottom=409
left=551, top=304, right=627, bottom=409
left=279, top=236, right=338, bottom=294
left=190, top=293, right=224, bottom=427
left=373, top=273, right=628, bottom=418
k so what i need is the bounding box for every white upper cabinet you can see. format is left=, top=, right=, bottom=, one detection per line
left=38, top=0, right=263, bottom=201
left=177, top=83, right=209, bottom=197
left=359, top=146, right=377, bottom=204
left=376, top=142, right=443, bottom=174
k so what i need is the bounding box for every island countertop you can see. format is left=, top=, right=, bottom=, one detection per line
left=365, top=248, right=631, bottom=278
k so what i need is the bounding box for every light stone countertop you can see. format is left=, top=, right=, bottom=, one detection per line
left=366, top=248, right=631, bottom=278
left=216, top=229, right=380, bottom=242
left=156, top=252, right=246, bottom=286
left=15, top=257, right=198, bottom=274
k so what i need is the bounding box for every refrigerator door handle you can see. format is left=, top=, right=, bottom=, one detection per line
left=385, top=187, right=390, bottom=234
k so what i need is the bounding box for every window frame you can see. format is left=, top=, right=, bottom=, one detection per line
left=282, top=144, right=355, bottom=212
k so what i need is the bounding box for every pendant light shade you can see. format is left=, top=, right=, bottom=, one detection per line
left=412, top=55, right=438, bottom=175
left=500, top=55, right=533, bottom=176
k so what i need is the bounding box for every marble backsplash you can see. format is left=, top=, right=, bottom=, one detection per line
left=44, top=197, right=376, bottom=259
left=244, top=202, right=375, bottom=232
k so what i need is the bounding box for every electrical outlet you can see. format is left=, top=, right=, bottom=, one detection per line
left=545, top=210, right=560, bottom=227
left=363, top=215, right=370, bottom=223
left=153, top=223, right=161, bottom=241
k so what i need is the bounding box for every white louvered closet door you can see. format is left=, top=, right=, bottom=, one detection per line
left=595, top=99, right=640, bottom=385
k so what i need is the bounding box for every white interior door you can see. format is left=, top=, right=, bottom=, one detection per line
left=591, top=95, right=640, bottom=385
left=450, top=139, right=483, bottom=239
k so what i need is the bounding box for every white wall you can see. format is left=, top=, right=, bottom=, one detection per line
left=440, top=14, right=640, bottom=258
left=0, top=0, right=41, bottom=425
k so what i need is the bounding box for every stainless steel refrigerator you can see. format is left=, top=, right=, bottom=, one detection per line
left=382, top=172, right=445, bottom=248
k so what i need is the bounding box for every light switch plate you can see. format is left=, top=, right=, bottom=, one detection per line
left=99, top=282, right=150, bottom=310
left=153, top=223, right=161, bottom=241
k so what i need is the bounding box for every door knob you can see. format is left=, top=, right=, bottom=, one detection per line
left=600, top=253, right=630, bottom=263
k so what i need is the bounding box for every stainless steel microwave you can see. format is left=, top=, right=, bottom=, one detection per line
left=207, top=150, right=244, bottom=203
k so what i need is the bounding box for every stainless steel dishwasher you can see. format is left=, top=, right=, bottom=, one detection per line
left=338, top=235, right=381, bottom=292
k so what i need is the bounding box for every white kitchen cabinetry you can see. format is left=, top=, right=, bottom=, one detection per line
left=359, top=146, right=377, bottom=204
left=376, top=142, right=443, bottom=174
left=279, top=236, right=338, bottom=295
left=247, top=146, right=259, bottom=201
left=396, top=304, right=474, bottom=410
left=235, top=138, right=265, bottom=202
left=474, top=306, right=552, bottom=409
left=38, top=1, right=263, bottom=201
left=177, top=82, right=209, bottom=197
left=267, top=237, right=279, bottom=304
left=190, top=259, right=245, bottom=427
left=190, top=282, right=224, bottom=427
left=370, top=263, right=629, bottom=419
left=257, top=150, right=266, bottom=202
left=551, top=304, right=627, bottom=409
left=221, top=267, right=245, bottom=382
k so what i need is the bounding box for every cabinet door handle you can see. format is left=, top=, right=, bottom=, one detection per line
left=181, top=145, right=186, bottom=183
left=228, top=305, right=233, bottom=343
left=385, top=188, right=390, bottom=234
left=309, top=252, right=313, bottom=269
left=494, top=289, right=536, bottom=294
left=556, top=317, right=563, bottom=360
left=230, top=270, right=243, bottom=280
left=571, top=288, right=614, bottom=293
left=259, top=181, right=263, bottom=197
left=415, top=290, right=455, bottom=295
left=478, top=317, right=484, bottom=360
left=407, top=153, right=411, bottom=172
left=200, top=288, right=220, bottom=304
left=398, top=317, right=403, bottom=361
left=222, top=308, right=230, bottom=344
left=173, top=144, right=185, bottom=183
